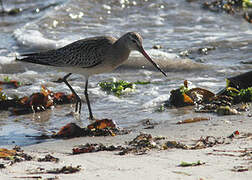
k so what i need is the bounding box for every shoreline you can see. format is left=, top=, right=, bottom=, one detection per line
left=1, top=112, right=252, bottom=180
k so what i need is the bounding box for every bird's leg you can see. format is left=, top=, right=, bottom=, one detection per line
left=61, top=73, right=82, bottom=114
left=84, top=79, right=94, bottom=120
left=56, top=73, right=72, bottom=83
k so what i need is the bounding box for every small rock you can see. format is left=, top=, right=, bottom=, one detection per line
left=216, top=106, right=239, bottom=115
left=152, top=45, right=162, bottom=49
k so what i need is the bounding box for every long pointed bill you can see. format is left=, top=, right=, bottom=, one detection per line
left=138, top=46, right=167, bottom=77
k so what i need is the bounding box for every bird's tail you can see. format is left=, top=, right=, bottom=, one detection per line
left=16, top=52, right=52, bottom=66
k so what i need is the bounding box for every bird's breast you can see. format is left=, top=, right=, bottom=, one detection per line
left=108, top=49, right=130, bottom=69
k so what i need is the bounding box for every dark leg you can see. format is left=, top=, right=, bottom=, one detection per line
left=61, top=73, right=82, bottom=114
left=84, top=78, right=94, bottom=120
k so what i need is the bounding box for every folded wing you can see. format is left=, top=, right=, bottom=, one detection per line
left=17, top=36, right=116, bottom=68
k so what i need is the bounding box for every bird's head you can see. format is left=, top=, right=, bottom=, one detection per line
left=124, top=32, right=143, bottom=51
left=124, top=32, right=167, bottom=77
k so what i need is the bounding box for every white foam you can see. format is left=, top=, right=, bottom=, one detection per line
left=13, top=28, right=70, bottom=51
left=14, top=28, right=57, bottom=50
left=198, top=81, right=219, bottom=87
left=22, top=70, right=38, bottom=75
left=0, top=56, right=14, bottom=64
left=142, top=94, right=170, bottom=109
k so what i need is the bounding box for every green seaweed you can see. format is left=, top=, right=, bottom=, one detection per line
left=155, top=104, right=165, bottom=112
left=0, top=89, right=7, bottom=101
left=99, top=80, right=151, bottom=96
left=3, top=76, right=11, bottom=82
left=99, top=80, right=135, bottom=96
left=180, top=86, right=189, bottom=94
left=226, top=87, right=252, bottom=103
left=243, top=0, right=252, bottom=8
left=238, top=88, right=252, bottom=101
left=134, top=81, right=151, bottom=85
left=179, top=160, right=204, bottom=167
left=3, top=76, right=22, bottom=86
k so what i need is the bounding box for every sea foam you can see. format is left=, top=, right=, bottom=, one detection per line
left=13, top=28, right=70, bottom=51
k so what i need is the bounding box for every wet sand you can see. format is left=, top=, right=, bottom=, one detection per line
left=1, top=111, right=252, bottom=180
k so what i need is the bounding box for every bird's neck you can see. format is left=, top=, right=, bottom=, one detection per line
left=110, top=38, right=130, bottom=66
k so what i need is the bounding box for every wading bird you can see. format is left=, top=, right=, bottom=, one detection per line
left=17, top=32, right=167, bottom=120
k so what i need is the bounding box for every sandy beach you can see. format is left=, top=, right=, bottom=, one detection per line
left=1, top=112, right=251, bottom=180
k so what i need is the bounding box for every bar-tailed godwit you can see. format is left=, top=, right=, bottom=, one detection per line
left=17, top=32, right=167, bottom=120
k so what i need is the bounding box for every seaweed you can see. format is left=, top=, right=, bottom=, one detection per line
left=37, top=154, right=59, bottom=163
left=134, top=80, right=151, bottom=85
left=0, top=77, right=30, bottom=90
left=197, top=0, right=252, bottom=23
left=99, top=79, right=151, bottom=96
left=0, top=148, right=17, bottom=159
left=170, top=89, right=193, bottom=107
left=99, top=80, right=135, bottom=96
left=178, top=160, right=205, bottom=167
left=243, top=0, right=252, bottom=8
left=0, top=85, right=75, bottom=115
left=202, top=0, right=243, bottom=14
left=87, top=119, right=116, bottom=129
left=46, top=165, right=81, bottom=174
left=72, top=133, right=166, bottom=156
left=70, top=131, right=244, bottom=156
left=72, top=143, right=122, bottom=154
left=53, top=120, right=129, bottom=139
left=167, top=71, right=251, bottom=115
left=231, top=166, right=252, bottom=172
left=217, top=71, right=252, bottom=103
left=216, top=105, right=239, bottom=115
left=225, top=71, right=252, bottom=90
left=163, top=80, right=216, bottom=108
left=0, top=146, right=32, bottom=166
left=225, top=87, right=252, bottom=103
left=28, top=165, right=81, bottom=174
left=155, top=104, right=165, bottom=112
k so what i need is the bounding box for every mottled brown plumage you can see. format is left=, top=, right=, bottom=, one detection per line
left=21, top=36, right=116, bottom=68
left=17, top=32, right=166, bottom=119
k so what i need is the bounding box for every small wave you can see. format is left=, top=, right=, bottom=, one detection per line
left=13, top=28, right=70, bottom=51
left=125, top=49, right=208, bottom=71
left=0, top=56, right=14, bottom=64
left=142, top=94, right=170, bottom=109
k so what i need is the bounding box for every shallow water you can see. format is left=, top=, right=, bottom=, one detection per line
left=0, top=0, right=251, bottom=146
